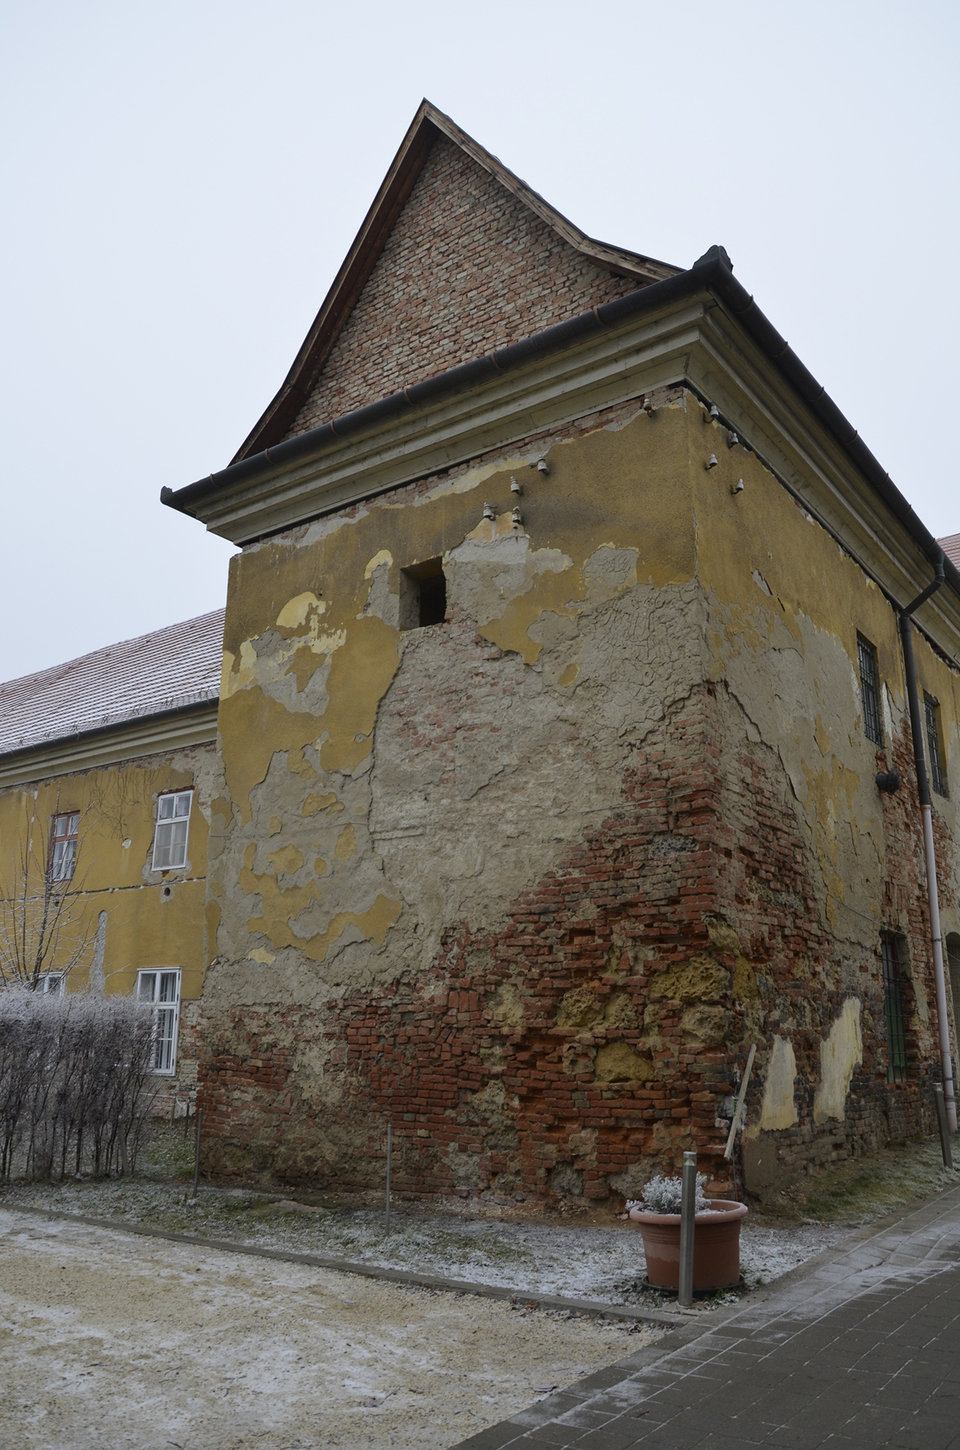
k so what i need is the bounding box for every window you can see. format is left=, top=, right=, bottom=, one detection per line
left=152, top=791, right=193, bottom=870
left=857, top=635, right=882, bottom=746
left=948, top=934, right=960, bottom=1051
left=881, top=935, right=908, bottom=1083
left=399, top=559, right=447, bottom=630
left=138, top=969, right=181, bottom=1074
left=49, top=812, right=79, bottom=881
left=37, top=973, right=66, bottom=996
left=924, top=694, right=947, bottom=796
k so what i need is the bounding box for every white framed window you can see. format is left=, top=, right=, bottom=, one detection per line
left=37, top=972, right=66, bottom=996
left=49, top=812, right=79, bottom=881
left=137, top=969, right=181, bottom=1074
left=152, top=791, right=193, bottom=871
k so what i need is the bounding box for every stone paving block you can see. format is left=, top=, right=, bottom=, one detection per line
left=557, top=1408, right=621, bottom=1432
left=887, top=1415, right=960, bottom=1450
left=575, top=1368, right=645, bottom=1393
left=761, top=1429, right=829, bottom=1449
left=521, top=1424, right=587, bottom=1447
left=454, top=1425, right=528, bottom=1450
left=570, top=1421, right=653, bottom=1450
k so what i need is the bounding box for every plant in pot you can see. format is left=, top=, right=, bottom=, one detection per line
left=627, top=1172, right=748, bottom=1293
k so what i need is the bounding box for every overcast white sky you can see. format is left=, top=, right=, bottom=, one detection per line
left=1, top=1, right=957, bottom=682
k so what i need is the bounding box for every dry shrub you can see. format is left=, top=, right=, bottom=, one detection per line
left=0, top=990, right=157, bottom=1180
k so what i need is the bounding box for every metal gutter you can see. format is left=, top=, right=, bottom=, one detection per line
left=162, top=248, right=960, bottom=606
left=898, top=549, right=956, bottom=1131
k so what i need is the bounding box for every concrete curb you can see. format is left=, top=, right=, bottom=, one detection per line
left=3, top=1202, right=694, bottom=1329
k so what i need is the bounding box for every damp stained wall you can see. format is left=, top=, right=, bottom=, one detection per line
left=202, top=389, right=960, bottom=1196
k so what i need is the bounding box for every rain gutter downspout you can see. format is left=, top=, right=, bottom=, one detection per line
left=898, top=547, right=955, bottom=1131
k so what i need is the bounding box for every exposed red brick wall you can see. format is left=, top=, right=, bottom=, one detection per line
left=719, top=713, right=946, bottom=1189
left=285, top=138, right=646, bottom=436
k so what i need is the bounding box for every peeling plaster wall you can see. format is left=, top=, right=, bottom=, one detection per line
left=201, top=392, right=960, bottom=1200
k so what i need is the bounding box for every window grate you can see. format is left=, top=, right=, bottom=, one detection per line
left=924, top=694, right=947, bottom=797
left=858, top=636, right=882, bottom=745
left=881, top=935, right=908, bottom=1083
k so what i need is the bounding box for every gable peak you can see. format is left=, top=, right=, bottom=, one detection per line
left=233, top=101, right=679, bottom=462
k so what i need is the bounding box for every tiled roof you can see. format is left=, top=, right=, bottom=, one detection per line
left=939, top=534, right=960, bottom=572
left=0, top=609, right=224, bottom=757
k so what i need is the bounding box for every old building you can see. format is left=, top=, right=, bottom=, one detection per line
left=7, top=101, right=959, bottom=1203
left=159, top=103, right=960, bottom=1201
left=0, top=611, right=224, bottom=1110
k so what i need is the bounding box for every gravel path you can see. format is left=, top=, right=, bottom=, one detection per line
left=0, top=1208, right=658, bottom=1450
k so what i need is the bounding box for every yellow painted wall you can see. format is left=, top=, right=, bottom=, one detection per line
left=0, top=742, right=217, bottom=1000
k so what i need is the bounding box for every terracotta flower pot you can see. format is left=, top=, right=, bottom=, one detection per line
left=628, top=1199, right=748, bottom=1292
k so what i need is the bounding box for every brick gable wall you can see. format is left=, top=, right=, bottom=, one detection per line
left=284, top=138, right=644, bottom=436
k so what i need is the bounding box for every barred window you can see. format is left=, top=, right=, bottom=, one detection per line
left=49, top=813, right=79, bottom=881
left=152, top=791, right=193, bottom=870
left=137, top=969, right=181, bottom=1074
left=924, top=694, right=947, bottom=797
left=881, top=935, right=908, bottom=1084
left=858, top=636, right=882, bottom=745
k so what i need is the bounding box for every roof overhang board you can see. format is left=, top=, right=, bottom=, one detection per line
left=0, top=703, right=220, bottom=791
left=186, top=304, right=703, bottom=543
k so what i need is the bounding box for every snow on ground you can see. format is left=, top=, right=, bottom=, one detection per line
left=0, top=1207, right=659, bottom=1450
left=2, top=1177, right=850, bottom=1307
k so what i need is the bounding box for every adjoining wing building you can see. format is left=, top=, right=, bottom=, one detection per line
left=4, top=103, right=959, bottom=1201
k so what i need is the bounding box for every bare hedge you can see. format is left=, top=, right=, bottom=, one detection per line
left=0, top=991, right=157, bottom=1181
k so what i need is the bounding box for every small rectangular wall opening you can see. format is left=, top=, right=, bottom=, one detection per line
left=400, top=558, right=447, bottom=630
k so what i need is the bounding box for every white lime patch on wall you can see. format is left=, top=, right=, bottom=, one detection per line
left=757, top=1037, right=798, bottom=1131
left=814, top=997, right=863, bottom=1124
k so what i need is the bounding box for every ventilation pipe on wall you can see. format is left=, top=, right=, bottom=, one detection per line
left=898, top=548, right=956, bottom=1132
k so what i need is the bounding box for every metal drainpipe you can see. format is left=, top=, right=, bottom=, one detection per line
left=898, top=548, right=956, bottom=1132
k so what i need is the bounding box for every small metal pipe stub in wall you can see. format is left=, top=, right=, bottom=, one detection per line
left=876, top=770, right=902, bottom=793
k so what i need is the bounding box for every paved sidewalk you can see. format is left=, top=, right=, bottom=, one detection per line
left=452, top=1182, right=960, bottom=1450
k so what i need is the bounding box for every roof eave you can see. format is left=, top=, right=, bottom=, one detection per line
left=166, top=248, right=960, bottom=612
left=0, top=695, right=220, bottom=771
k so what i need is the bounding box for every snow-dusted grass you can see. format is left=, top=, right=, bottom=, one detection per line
left=5, top=1128, right=955, bottom=1313
left=1, top=1172, right=844, bottom=1308
left=780, top=1134, right=960, bottom=1224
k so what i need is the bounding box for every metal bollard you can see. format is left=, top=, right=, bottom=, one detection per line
left=935, top=1086, right=953, bottom=1170
left=385, top=1121, right=392, bottom=1234
left=190, top=1107, right=203, bottom=1201
left=678, top=1150, right=697, bottom=1308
